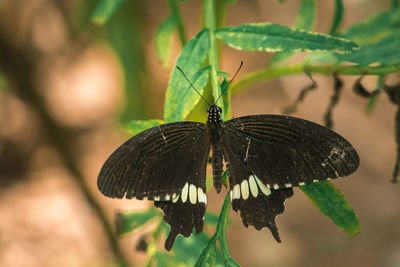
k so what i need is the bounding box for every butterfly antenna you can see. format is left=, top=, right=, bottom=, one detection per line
left=176, top=66, right=212, bottom=106
left=215, top=61, right=243, bottom=104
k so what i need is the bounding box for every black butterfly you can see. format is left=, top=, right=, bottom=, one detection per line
left=98, top=102, right=359, bottom=250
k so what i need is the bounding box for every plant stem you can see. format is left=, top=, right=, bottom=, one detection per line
left=204, top=0, right=221, bottom=107
left=231, top=64, right=400, bottom=95
left=217, top=194, right=240, bottom=266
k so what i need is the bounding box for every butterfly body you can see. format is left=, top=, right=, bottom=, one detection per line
left=98, top=104, right=359, bottom=250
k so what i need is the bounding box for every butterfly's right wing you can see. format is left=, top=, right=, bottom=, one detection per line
left=97, top=121, right=210, bottom=250
left=220, top=114, right=359, bottom=242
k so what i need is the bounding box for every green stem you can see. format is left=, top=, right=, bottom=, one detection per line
left=204, top=0, right=221, bottom=107
left=231, top=64, right=400, bottom=95
left=217, top=194, right=240, bottom=266
left=168, top=0, right=187, bottom=46
left=194, top=193, right=240, bottom=267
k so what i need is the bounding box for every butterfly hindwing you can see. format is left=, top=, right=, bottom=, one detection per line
left=155, top=183, right=207, bottom=250
left=222, top=115, right=359, bottom=189
left=223, top=144, right=294, bottom=241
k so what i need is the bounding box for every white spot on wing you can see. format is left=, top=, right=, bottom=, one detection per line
left=154, top=196, right=160, bottom=201
left=241, top=180, right=250, bottom=200
left=248, top=175, right=258, bottom=197
left=273, top=183, right=279, bottom=190
left=172, top=193, right=179, bottom=203
left=285, top=183, right=292, bottom=188
left=189, top=184, right=197, bottom=204
left=181, top=182, right=189, bottom=203
left=165, top=194, right=170, bottom=201
left=299, top=182, right=305, bottom=186
left=198, top=188, right=206, bottom=203
left=232, top=184, right=241, bottom=199
left=254, top=176, right=271, bottom=196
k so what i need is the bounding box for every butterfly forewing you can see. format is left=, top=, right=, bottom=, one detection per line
left=222, top=115, right=359, bottom=189
left=97, top=121, right=210, bottom=200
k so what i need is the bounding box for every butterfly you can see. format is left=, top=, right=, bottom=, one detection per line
left=97, top=66, right=359, bottom=251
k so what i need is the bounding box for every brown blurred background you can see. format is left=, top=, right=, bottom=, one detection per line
left=0, top=0, right=399, bottom=266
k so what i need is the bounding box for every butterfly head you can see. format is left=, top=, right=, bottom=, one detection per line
left=207, top=105, right=222, bottom=123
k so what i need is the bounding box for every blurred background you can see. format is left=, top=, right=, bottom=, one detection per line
left=0, top=0, right=399, bottom=266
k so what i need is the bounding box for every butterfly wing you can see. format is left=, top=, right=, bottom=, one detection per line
left=97, top=121, right=210, bottom=250
left=223, top=115, right=359, bottom=188
left=220, top=114, right=359, bottom=241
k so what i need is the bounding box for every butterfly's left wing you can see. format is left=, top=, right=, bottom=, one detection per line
left=97, top=122, right=210, bottom=250
left=220, top=114, right=359, bottom=241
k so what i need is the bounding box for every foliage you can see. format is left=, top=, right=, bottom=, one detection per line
left=90, top=0, right=400, bottom=266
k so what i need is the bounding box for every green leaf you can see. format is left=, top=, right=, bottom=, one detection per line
left=170, top=232, right=225, bottom=267
left=115, top=208, right=161, bottom=235
left=293, top=0, right=316, bottom=31
left=127, top=119, right=163, bottom=136
left=341, top=8, right=400, bottom=45
left=155, top=15, right=177, bottom=69
left=104, top=1, right=150, bottom=123
left=337, top=30, right=400, bottom=65
left=329, top=0, right=344, bottom=35
left=271, top=0, right=316, bottom=64
left=392, top=0, right=399, bottom=9
left=366, top=75, right=384, bottom=115
left=300, top=181, right=361, bottom=237
left=215, top=23, right=358, bottom=53
left=90, top=0, right=126, bottom=25
left=366, top=95, right=379, bottom=115
left=165, top=66, right=210, bottom=122
left=164, top=29, right=211, bottom=122
left=219, top=78, right=231, bottom=120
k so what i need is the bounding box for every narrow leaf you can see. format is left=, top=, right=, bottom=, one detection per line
left=300, top=181, right=361, bottom=237
left=215, top=23, right=357, bottom=53
left=329, top=0, right=344, bottom=35
left=91, top=0, right=126, bottom=25
left=173, top=232, right=225, bottom=266
left=127, top=119, right=163, bottom=136
left=154, top=15, right=177, bottom=69
left=115, top=208, right=160, bottom=235
left=366, top=95, right=378, bottom=115
left=293, top=0, right=316, bottom=31
left=341, top=8, right=400, bottom=45
left=164, top=29, right=211, bottom=122
left=271, top=0, right=316, bottom=64
left=338, top=30, right=400, bottom=65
